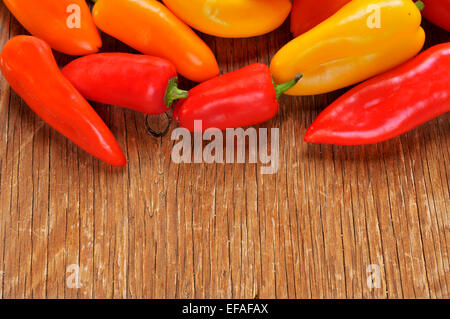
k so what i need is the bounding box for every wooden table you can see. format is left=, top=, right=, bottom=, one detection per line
left=0, top=2, right=449, bottom=299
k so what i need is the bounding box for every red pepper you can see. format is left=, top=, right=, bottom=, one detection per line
left=290, top=0, right=351, bottom=37
left=0, top=36, right=126, bottom=166
left=422, top=0, right=450, bottom=31
left=304, top=43, right=450, bottom=145
left=62, top=53, right=187, bottom=115
left=173, top=63, right=301, bottom=132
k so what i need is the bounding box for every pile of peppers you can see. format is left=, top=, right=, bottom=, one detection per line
left=0, top=0, right=449, bottom=166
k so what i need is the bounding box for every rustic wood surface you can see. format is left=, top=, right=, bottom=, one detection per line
left=0, top=2, right=449, bottom=299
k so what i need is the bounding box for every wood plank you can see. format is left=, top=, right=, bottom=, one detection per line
left=0, top=2, right=448, bottom=299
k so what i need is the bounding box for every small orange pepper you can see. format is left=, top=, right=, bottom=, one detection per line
left=3, top=0, right=101, bottom=56
left=92, top=0, right=220, bottom=83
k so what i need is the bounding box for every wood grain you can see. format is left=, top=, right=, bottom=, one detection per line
left=0, top=2, right=449, bottom=299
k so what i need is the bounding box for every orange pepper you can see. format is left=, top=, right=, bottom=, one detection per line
left=3, top=0, right=101, bottom=56
left=0, top=36, right=126, bottom=166
left=92, top=0, right=220, bottom=83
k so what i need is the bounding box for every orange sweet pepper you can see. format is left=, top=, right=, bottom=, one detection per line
left=161, top=0, right=292, bottom=38
left=92, top=0, right=220, bottom=83
left=3, top=0, right=101, bottom=56
left=0, top=36, right=126, bottom=166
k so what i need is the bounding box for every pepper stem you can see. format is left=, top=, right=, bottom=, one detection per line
left=274, top=74, right=303, bottom=99
left=164, top=78, right=188, bottom=107
left=415, top=1, right=425, bottom=11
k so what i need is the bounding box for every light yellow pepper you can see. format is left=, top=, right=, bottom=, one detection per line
left=162, top=0, right=292, bottom=38
left=270, top=0, right=426, bottom=96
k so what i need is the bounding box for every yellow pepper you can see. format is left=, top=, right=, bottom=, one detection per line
left=270, top=0, right=426, bottom=96
left=161, top=0, right=292, bottom=38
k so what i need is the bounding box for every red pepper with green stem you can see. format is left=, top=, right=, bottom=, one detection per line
left=304, top=43, right=450, bottom=145
left=62, top=53, right=187, bottom=115
left=0, top=36, right=126, bottom=166
left=173, top=63, right=302, bottom=132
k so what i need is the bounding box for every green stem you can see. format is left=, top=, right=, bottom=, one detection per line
left=164, top=78, right=188, bottom=107
left=415, top=1, right=425, bottom=11
left=274, top=73, right=303, bottom=99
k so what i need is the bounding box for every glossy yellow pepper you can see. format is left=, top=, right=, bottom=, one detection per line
left=161, top=0, right=292, bottom=38
left=270, top=0, right=426, bottom=96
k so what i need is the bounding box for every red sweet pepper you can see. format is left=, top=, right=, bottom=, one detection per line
left=290, top=0, right=351, bottom=37
left=422, top=0, right=450, bottom=31
left=173, top=63, right=302, bottom=132
left=62, top=53, right=187, bottom=115
left=0, top=36, right=126, bottom=166
left=304, top=43, right=450, bottom=145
